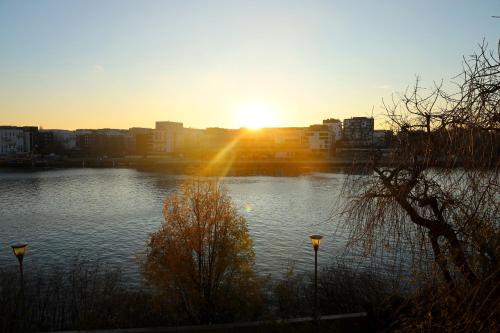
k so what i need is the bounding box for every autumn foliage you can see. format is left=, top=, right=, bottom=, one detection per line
left=142, top=179, right=263, bottom=324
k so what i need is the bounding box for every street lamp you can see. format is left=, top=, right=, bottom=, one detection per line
left=11, top=243, right=28, bottom=293
left=309, top=235, right=322, bottom=319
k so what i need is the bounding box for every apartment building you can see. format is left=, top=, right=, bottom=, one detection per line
left=0, top=126, right=37, bottom=155
left=305, top=124, right=331, bottom=156
left=343, top=117, right=374, bottom=145
left=152, top=121, right=183, bottom=154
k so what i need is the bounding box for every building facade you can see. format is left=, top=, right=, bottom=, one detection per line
left=76, top=129, right=128, bottom=157
left=343, top=117, right=374, bottom=144
left=305, top=124, right=331, bottom=156
left=323, top=118, right=342, bottom=141
left=152, top=121, right=184, bottom=154
left=271, top=127, right=308, bottom=159
left=0, top=126, right=37, bottom=155
left=180, top=128, right=205, bottom=157
left=38, top=129, right=77, bottom=154
left=128, top=127, right=154, bottom=156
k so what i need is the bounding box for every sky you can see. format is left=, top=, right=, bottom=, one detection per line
left=0, top=0, right=498, bottom=130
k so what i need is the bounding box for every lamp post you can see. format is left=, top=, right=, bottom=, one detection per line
left=11, top=243, right=28, bottom=294
left=309, top=235, right=322, bottom=319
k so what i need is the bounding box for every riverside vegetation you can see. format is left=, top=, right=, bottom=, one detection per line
left=0, top=258, right=391, bottom=332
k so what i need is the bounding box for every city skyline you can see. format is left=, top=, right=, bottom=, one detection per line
left=1, top=116, right=390, bottom=162
left=1, top=1, right=499, bottom=130
left=4, top=115, right=370, bottom=131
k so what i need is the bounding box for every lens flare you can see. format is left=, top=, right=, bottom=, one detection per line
left=244, top=203, right=253, bottom=213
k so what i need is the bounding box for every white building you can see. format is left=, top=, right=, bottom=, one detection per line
left=305, top=124, right=331, bottom=155
left=153, top=121, right=184, bottom=154
left=0, top=126, right=35, bottom=155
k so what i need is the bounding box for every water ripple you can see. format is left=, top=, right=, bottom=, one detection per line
left=0, top=169, right=367, bottom=284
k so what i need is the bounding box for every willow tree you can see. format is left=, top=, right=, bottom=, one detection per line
left=143, top=179, right=262, bottom=324
left=342, top=41, right=499, bottom=288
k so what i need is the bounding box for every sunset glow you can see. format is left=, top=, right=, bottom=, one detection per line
left=1, top=1, right=496, bottom=130
left=0, top=1, right=498, bottom=331
left=235, top=102, right=279, bottom=130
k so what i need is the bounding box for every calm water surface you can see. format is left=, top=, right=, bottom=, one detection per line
left=0, top=168, right=378, bottom=284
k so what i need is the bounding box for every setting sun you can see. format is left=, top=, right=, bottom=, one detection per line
left=235, top=102, right=279, bottom=130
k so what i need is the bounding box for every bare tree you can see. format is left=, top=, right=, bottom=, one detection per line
left=341, top=40, right=499, bottom=289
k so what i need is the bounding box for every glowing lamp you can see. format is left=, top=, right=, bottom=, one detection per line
left=309, top=235, right=322, bottom=251
left=309, top=234, right=323, bottom=319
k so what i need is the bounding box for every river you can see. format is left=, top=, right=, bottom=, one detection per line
left=0, top=168, right=392, bottom=284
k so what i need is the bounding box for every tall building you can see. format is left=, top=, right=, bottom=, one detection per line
left=153, top=121, right=183, bottom=154
left=343, top=117, right=374, bottom=142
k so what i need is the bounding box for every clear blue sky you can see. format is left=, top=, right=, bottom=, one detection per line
left=0, top=0, right=498, bottom=129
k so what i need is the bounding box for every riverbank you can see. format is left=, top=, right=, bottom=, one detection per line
left=0, top=259, right=389, bottom=332
left=0, top=156, right=386, bottom=175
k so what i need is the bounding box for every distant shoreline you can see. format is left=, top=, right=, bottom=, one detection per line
left=0, top=156, right=385, bottom=175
